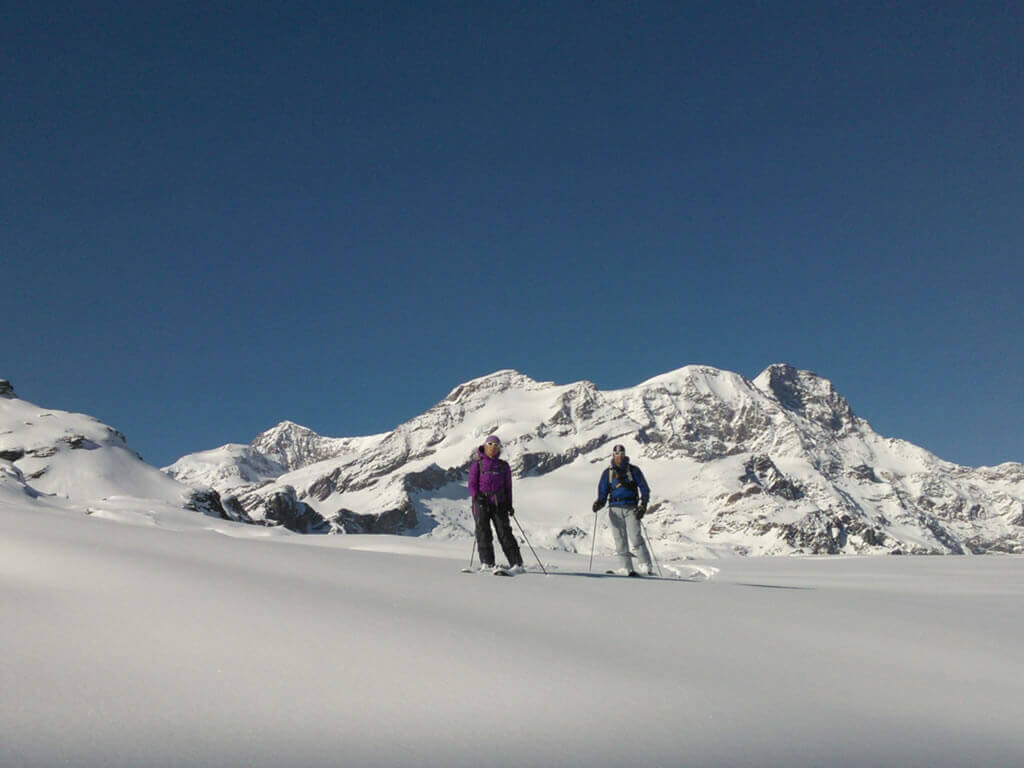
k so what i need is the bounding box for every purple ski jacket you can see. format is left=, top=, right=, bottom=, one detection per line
left=467, top=446, right=513, bottom=508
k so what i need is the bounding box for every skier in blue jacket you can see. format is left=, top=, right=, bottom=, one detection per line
left=592, top=444, right=654, bottom=575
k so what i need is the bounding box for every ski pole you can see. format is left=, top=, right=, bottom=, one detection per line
left=512, top=514, right=548, bottom=575
left=640, top=519, right=663, bottom=578
left=468, top=539, right=477, bottom=570
left=588, top=509, right=599, bottom=573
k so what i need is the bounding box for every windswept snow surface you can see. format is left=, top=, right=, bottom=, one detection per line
left=2, top=499, right=1023, bottom=768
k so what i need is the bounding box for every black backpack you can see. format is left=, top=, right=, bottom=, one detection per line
left=608, top=465, right=638, bottom=494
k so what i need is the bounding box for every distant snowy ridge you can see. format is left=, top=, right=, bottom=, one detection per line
left=165, top=364, right=1024, bottom=557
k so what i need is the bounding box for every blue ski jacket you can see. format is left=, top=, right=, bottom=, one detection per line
left=596, top=458, right=650, bottom=508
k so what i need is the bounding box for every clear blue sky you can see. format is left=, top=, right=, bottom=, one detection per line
left=3, top=1, right=1022, bottom=468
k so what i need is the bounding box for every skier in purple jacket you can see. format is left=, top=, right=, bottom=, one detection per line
left=468, top=435, right=524, bottom=572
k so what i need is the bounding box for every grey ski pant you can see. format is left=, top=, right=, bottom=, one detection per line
left=607, top=505, right=651, bottom=571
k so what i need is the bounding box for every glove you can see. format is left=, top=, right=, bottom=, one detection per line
left=636, top=503, right=647, bottom=520
left=507, top=507, right=515, bottom=517
left=592, top=500, right=603, bottom=513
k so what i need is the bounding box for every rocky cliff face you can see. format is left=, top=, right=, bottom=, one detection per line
left=166, top=365, right=1024, bottom=556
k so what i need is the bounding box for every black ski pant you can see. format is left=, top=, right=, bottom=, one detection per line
left=472, top=498, right=522, bottom=567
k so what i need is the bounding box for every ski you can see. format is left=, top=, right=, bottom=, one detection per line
left=605, top=570, right=643, bottom=578
left=460, top=567, right=514, bottom=576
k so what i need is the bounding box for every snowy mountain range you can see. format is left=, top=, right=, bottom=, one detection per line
left=4, top=367, right=1023, bottom=557
left=157, top=364, right=1024, bottom=557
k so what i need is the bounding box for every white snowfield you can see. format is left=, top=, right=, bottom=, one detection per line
left=3, top=498, right=1023, bottom=768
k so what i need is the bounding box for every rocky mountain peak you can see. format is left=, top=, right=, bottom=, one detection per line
left=253, top=419, right=315, bottom=442
left=753, top=363, right=856, bottom=433
left=442, top=370, right=550, bottom=404
left=636, top=364, right=731, bottom=390
left=0, top=379, right=15, bottom=399
left=248, top=420, right=377, bottom=473
left=250, top=420, right=331, bottom=471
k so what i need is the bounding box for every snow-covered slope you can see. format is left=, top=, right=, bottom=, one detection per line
left=0, top=380, right=224, bottom=522
left=166, top=365, right=1024, bottom=556
left=160, top=443, right=286, bottom=492
left=3, top=499, right=1023, bottom=768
